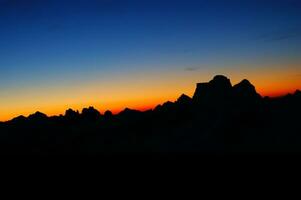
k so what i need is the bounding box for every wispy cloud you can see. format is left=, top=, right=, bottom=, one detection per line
left=256, top=27, right=301, bottom=42
left=184, top=67, right=200, bottom=71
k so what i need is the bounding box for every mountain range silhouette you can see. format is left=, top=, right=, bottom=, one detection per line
left=0, top=75, right=300, bottom=154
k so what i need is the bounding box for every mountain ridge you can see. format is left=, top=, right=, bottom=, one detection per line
left=5, top=75, right=284, bottom=122
left=0, top=75, right=300, bottom=154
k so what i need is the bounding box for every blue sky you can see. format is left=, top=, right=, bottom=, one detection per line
left=0, top=0, right=301, bottom=120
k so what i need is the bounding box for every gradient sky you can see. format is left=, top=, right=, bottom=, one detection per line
left=0, top=0, right=301, bottom=121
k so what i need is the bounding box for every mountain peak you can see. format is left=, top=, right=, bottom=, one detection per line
left=212, top=75, right=231, bottom=82
left=65, top=109, right=80, bottom=117
left=104, top=110, right=113, bottom=118
left=9, top=115, right=27, bottom=123
left=119, top=108, right=140, bottom=115
left=233, top=79, right=261, bottom=100
left=193, top=75, right=232, bottom=103
left=81, top=106, right=101, bottom=120
left=239, top=79, right=251, bottom=85
left=233, top=79, right=255, bottom=91
left=28, top=111, right=48, bottom=121
left=209, top=75, right=232, bottom=89
left=176, top=94, right=192, bottom=104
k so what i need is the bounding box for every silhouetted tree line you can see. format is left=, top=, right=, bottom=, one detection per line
left=0, top=75, right=300, bottom=154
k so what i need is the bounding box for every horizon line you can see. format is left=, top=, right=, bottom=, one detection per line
left=1, top=84, right=300, bottom=123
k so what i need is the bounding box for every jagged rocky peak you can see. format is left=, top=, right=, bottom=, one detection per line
left=193, top=75, right=232, bottom=101
left=233, top=79, right=254, bottom=90
left=82, top=106, right=99, bottom=114
left=65, top=108, right=79, bottom=117
left=154, top=101, right=174, bottom=112
left=10, top=115, right=27, bottom=123
left=119, top=108, right=140, bottom=115
left=28, top=111, right=48, bottom=120
left=176, top=94, right=192, bottom=104
left=81, top=106, right=102, bottom=119
left=233, top=79, right=261, bottom=99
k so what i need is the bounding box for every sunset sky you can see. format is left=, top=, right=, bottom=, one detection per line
left=0, top=0, right=301, bottom=121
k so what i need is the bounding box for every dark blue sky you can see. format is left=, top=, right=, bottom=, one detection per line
left=0, top=0, right=301, bottom=120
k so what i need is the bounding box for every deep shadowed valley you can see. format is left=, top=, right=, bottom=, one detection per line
left=0, top=75, right=300, bottom=155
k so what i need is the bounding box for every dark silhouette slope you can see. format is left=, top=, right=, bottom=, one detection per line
left=0, top=75, right=300, bottom=154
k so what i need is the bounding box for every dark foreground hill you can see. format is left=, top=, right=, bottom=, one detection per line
left=0, top=75, right=301, bottom=154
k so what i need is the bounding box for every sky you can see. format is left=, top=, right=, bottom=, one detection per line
left=0, top=0, right=301, bottom=121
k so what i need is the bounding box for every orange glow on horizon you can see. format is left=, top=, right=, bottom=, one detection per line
left=0, top=63, right=300, bottom=122
left=1, top=86, right=300, bottom=122
left=258, top=89, right=299, bottom=98
left=0, top=94, right=179, bottom=122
